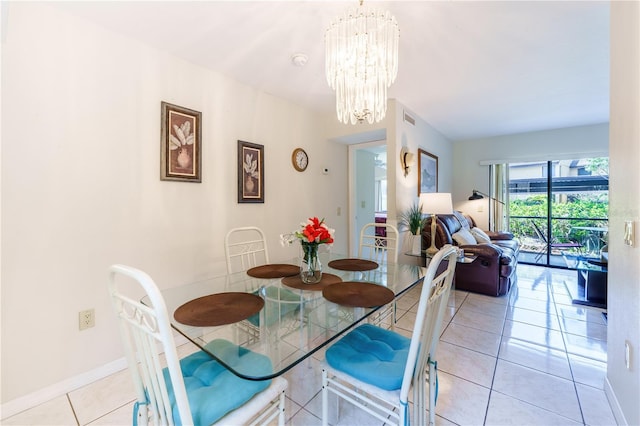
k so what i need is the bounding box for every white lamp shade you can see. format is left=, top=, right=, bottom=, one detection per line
left=419, top=193, right=453, bottom=215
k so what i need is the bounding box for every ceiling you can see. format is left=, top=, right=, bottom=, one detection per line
left=51, top=1, right=610, bottom=141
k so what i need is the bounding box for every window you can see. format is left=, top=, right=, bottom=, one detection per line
left=508, top=158, right=609, bottom=268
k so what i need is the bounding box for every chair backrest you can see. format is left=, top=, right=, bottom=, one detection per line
left=108, top=264, right=191, bottom=426
left=399, top=245, right=457, bottom=402
left=225, top=226, right=270, bottom=274
left=358, top=222, right=400, bottom=263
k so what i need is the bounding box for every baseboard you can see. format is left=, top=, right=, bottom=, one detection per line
left=604, top=376, right=628, bottom=426
left=0, top=357, right=128, bottom=420
left=1, top=334, right=191, bottom=420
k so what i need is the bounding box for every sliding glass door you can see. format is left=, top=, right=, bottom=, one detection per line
left=508, top=158, right=609, bottom=268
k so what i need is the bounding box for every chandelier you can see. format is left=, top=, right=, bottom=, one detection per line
left=325, top=1, right=399, bottom=125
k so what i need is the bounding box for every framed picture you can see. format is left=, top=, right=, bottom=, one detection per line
left=418, top=149, right=438, bottom=195
left=160, top=102, right=202, bottom=182
left=238, top=140, right=264, bottom=203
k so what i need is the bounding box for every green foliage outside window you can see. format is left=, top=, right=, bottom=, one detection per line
left=508, top=158, right=609, bottom=257
left=509, top=195, right=608, bottom=241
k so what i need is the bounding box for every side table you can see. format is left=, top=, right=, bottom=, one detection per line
left=574, top=260, right=607, bottom=309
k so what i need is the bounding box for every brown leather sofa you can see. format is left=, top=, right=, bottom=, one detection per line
left=421, top=211, right=519, bottom=296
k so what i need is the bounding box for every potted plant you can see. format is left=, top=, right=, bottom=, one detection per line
left=399, top=202, right=427, bottom=255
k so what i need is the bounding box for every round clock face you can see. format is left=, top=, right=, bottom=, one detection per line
left=292, top=148, right=308, bottom=172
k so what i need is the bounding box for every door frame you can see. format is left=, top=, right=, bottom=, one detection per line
left=348, top=140, right=387, bottom=256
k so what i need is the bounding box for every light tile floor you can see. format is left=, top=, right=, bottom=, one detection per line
left=3, top=264, right=616, bottom=425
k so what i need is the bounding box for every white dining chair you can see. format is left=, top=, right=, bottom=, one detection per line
left=359, top=222, right=400, bottom=325
left=359, top=222, right=400, bottom=264
left=322, top=245, right=457, bottom=426
left=225, top=226, right=270, bottom=274
left=224, top=226, right=305, bottom=340
left=108, top=264, right=287, bottom=426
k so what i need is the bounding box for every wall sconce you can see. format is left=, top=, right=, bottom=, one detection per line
left=400, top=147, right=414, bottom=177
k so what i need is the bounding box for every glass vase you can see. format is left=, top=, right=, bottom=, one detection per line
left=300, top=243, right=322, bottom=283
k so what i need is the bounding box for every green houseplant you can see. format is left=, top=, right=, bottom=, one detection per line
left=399, top=202, right=427, bottom=255
left=399, top=202, right=427, bottom=235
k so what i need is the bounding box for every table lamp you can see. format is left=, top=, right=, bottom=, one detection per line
left=419, top=192, right=453, bottom=256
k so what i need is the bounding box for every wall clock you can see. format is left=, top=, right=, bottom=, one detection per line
left=292, top=148, right=308, bottom=172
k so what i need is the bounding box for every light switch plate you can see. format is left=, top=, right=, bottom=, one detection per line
left=624, top=221, right=635, bottom=246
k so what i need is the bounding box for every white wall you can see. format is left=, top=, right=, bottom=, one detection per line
left=1, top=3, right=348, bottom=405
left=323, top=100, right=455, bottom=260
left=392, top=102, right=454, bottom=202
left=5, top=3, right=636, bottom=422
left=389, top=101, right=453, bottom=261
left=607, top=2, right=640, bottom=424
left=452, top=123, right=609, bottom=228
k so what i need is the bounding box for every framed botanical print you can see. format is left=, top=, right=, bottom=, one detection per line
left=160, top=102, right=202, bottom=182
left=238, top=140, right=264, bottom=203
left=418, top=149, right=438, bottom=195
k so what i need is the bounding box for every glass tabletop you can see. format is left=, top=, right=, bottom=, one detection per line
left=149, top=252, right=426, bottom=381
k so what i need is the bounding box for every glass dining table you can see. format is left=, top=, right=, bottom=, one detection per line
left=147, top=252, right=427, bottom=381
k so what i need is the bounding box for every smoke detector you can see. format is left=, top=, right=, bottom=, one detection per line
left=291, top=53, right=308, bottom=67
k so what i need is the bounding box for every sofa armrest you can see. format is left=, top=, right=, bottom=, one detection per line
left=460, top=243, right=502, bottom=258
left=462, top=243, right=517, bottom=267
left=485, top=231, right=515, bottom=240
left=454, top=242, right=516, bottom=296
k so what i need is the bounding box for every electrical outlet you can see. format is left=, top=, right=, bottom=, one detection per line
left=79, top=309, right=95, bottom=330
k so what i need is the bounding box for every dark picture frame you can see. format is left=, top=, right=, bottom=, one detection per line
left=160, top=102, right=202, bottom=182
left=237, top=140, right=264, bottom=203
left=418, top=149, right=438, bottom=195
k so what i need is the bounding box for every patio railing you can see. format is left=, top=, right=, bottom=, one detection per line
left=510, top=215, right=608, bottom=268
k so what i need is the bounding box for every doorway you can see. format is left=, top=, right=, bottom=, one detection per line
left=349, top=142, right=387, bottom=255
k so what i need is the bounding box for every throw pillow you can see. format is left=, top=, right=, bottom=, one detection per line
left=453, top=211, right=471, bottom=229
left=471, top=227, right=491, bottom=244
left=452, top=228, right=476, bottom=246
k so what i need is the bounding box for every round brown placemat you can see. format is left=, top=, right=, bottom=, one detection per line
left=322, top=282, right=394, bottom=308
left=328, top=258, right=379, bottom=271
left=281, top=273, right=343, bottom=291
left=246, top=264, right=300, bottom=278
left=174, top=292, right=264, bottom=326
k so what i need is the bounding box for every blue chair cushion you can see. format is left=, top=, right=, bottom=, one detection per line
left=163, top=339, right=272, bottom=425
left=325, top=323, right=410, bottom=391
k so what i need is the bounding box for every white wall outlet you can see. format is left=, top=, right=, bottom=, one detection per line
left=79, top=309, right=95, bottom=330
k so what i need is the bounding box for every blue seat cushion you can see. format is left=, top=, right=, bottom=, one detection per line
left=325, top=323, right=410, bottom=391
left=163, top=339, right=272, bottom=425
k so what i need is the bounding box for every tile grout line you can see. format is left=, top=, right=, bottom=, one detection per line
left=481, top=283, right=513, bottom=425
left=550, top=267, right=588, bottom=426
left=66, top=393, right=81, bottom=426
